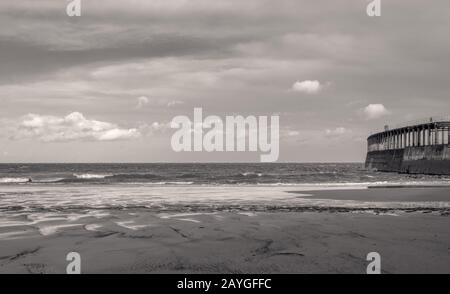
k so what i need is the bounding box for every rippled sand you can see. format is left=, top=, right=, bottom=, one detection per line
left=0, top=185, right=449, bottom=273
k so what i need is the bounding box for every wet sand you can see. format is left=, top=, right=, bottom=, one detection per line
left=291, top=187, right=450, bottom=202
left=0, top=187, right=449, bottom=274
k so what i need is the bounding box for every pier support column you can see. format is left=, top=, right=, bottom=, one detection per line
left=395, top=132, right=397, bottom=149
left=392, top=132, right=395, bottom=149
left=389, top=132, right=392, bottom=150
left=410, top=129, right=413, bottom=147
left=435, top=126, right=439, bottom=145
left=409, top=129, right=412, bottom=147
left=395, top=132, right=398, bottom=149
left=389, top=133, right=392, bottom=150
left=414, top=128, right=418, bottom=147
left=416, top=129, right=419, bottom=147
left=401, top=131, right=404, bottom=148
left=423, top=127, right=426, bottom=146
left=414, top=128, right=417, bottom=147
left=418, top=128, right=421, bottom=146
left=442, top=127, right=445, bottom=145
left=448, top=127, right=450, bottom=145
left=408, top=130, right=411, bottom=147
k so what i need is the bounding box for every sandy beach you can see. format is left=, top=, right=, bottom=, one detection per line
left=0, top=186, right=449, bottom=274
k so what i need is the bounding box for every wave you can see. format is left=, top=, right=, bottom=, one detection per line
left=147, top=181, right=194, bottom=185
left=73, top=173, right=112, bottom=179
left=32, top=178, right=66, bottom=183
left=2, top=163, right=450, bottom=187
left=53, top=173, right=164, bottom=184
left=108, top=173, right=162, bottom=180
left=0, top=177, right=31, bottom=183
left=240, top=172, right=263, bottom=177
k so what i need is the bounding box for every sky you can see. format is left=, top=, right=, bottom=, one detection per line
left=0, top=0, right=449, bottom=163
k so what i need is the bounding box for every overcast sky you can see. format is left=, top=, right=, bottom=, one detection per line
left=0, top=0, right=449, bottom=163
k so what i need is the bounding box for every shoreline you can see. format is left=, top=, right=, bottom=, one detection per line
left=0, top=186, right=449, bottom=274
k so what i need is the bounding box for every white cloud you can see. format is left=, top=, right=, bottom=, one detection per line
left=287, top=130, right=300, bottom=137
left=137, top=96, right=150, bottom=108
left=14, top=112, right=140, bottom=142
left=292, top=80, right=322, bottom=94
left=363, top=104, right=389, bottom=120
left=325, top=127, right=350, bottom=137
left=136, top=95, right=184, bottom=109
left=167, top=100, right=184, bottom=107
left=137, top=121, right=173, bottom=136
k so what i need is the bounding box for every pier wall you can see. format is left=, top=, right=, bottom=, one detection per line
left=365, top=149, right=404, bottom=172
left=366, top=145, right=450, bottom=175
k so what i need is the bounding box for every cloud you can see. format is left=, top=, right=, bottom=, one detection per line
left=136, top=95, right=185, bottom=109
left=167, top=100, right=184, bottom=107
left=13, top=112, right=140, bottom=142
left=1, top=0, right=449, bottom=163
left=363, top=104, right=389, bottom=120
left=325, top=127, right=350, bottom=137
left=292, top=80, right=322, bottom=94
left=287, top=130, right=300, bottom=137
left=137, top=96, right=150, bottom=108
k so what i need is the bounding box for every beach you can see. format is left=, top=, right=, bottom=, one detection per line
left=0, top=185, right=449, bottom=274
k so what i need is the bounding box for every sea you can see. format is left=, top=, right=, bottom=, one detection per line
left=1, top=163, right=450, bottom=186
left=1, top=163, right=449, bottom=240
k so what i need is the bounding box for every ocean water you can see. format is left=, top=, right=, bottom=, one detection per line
left=1, top=163, right=450, bottom=186
left=1, top=163, right=449, bottom=240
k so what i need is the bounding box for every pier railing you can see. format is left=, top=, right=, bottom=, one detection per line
left=367, top=116, right=450, bottom=152
left=370, top=116, right=450, bottom=136
left=390, top=116, right=450, bottom=131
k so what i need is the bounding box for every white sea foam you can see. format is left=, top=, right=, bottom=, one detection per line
left=159, top=212, right=217, bottom=223
left=32, top=178, right=65, bottom=183
left=84, top=224, right=102, bottom=231
left=38, top=224, right=83, bottom=236
left=0, top=184, right=449, bottom=216
left=73, top=173, right=112, bottom=179
left=116, top=221, right=150, bottom=230
left=0, top=220, right=31, bottom=227
left=242, top=172, right=263, bottom=177
left=0, top=231, right=34, bottom=240
left=0, top=177, right=30, bottom=183
left=148, top=181, right=194, bottom=185
left=238, top=212, right=258, bottom=217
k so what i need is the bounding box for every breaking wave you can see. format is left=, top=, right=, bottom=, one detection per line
left=2, top=163, right=450, bottom=186
left=0, top=177, right=31, bottom=184
left=74, top=173, right=112, bottom=179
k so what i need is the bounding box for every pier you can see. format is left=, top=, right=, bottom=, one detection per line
left=366, top=117, right=450, bottom=175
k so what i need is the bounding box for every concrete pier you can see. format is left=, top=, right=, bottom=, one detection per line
left=366, top=118, right=450, bottom=175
